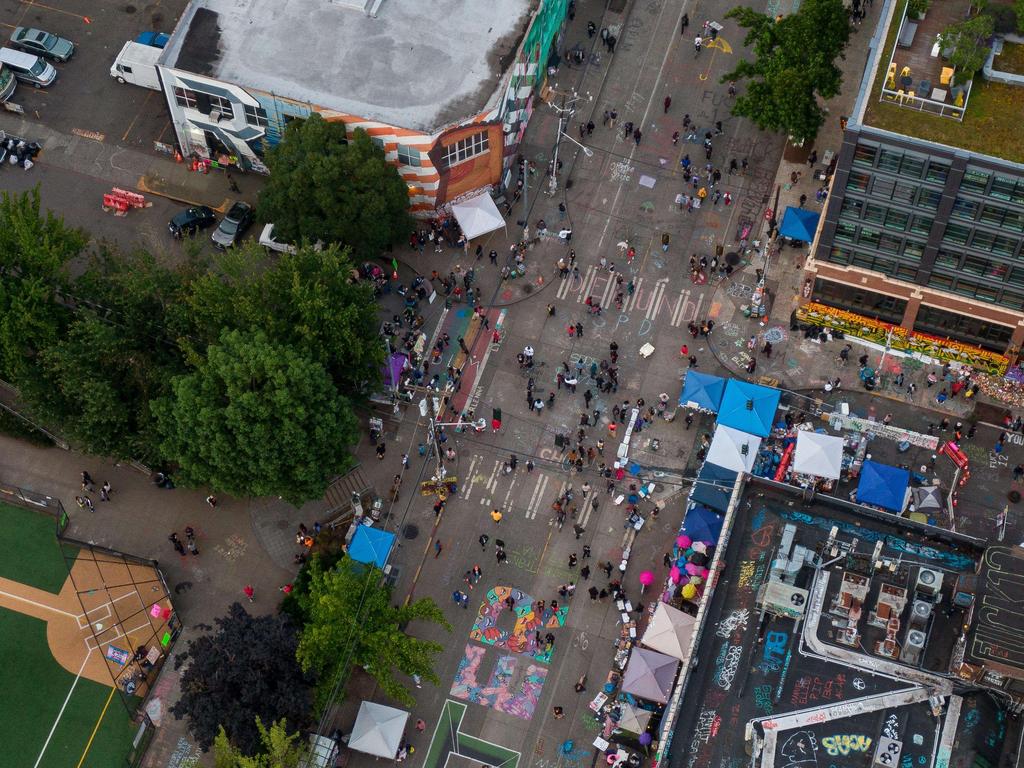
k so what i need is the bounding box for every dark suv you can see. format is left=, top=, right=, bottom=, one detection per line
left=168, top=205, right=216, bottom=238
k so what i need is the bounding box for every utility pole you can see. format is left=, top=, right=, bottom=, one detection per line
left=548, top=92, right=580, bottom=195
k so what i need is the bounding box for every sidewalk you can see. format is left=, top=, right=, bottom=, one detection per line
left=703, top=2, right=995, bottom=424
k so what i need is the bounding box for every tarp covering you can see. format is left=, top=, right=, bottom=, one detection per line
left=912, top=485, right=943, bottom=511
left=621, top=647, right=679, bottom=703
left=679, top=371, right=726, bottom=412
left=706, top=425, right=761, bottom=474
left=382, top=353, right=408, bottom=390
left=451, top=193, right=506, bottom=240
left=348, top=526, right=396, bottom=569
left=717, top=379, right=781, bottom=438
left=641, top=601, right=697, bottom=661
left=778, top=206, right=820, bottom=241
left=793, top=430, right=844, bottom=479
left=682, top=503, right=724, bottom=543
left=857, top=460, right=910, bottom=513
left=691, top=462, right=737, bottom=512
left=349, top=701, right=409, bottom=758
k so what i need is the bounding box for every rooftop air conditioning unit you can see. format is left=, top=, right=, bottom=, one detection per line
left=915, top=567, right=943, bottom=597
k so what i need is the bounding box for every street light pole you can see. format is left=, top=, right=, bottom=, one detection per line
left=548, top=92, right=580, bottom=195
left=558, top=131, right=594, bottom=157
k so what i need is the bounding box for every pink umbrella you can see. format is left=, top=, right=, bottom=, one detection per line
left=676, top=534, right=692, bottom=549
left=669, top=565, right=682, bottom=584
left=699, top=567, right=710, bottom=578
left=685, top=562, right=700, bottom=575
left=639, top=569, right=654, bottom=593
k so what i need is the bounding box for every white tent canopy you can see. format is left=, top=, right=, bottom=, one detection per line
left=793, top=430, right=844, bottom=479
left=641, top=601, right=696, bottom=661
left=349, top=701, right=409, bottom=758
left=706, top=425, right=761, bottom=474
left=451, top=193, right=506, bottom=240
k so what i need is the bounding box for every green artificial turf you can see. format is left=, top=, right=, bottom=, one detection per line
left=0, top=501, right=71, bottom=593
left=0, top=608, right=135, bottom=768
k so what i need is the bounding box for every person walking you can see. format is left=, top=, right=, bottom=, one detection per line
left=633, top=128, right=643, bottom=145
left=479, top=533, right=489, bottom=550
left=206, top=495, right=218, bottom=508
left=491, top=508, right=503, bottom=525
left=81, top=470, right=95, bottom=492
left=762, top=341, right=773, bottom=358
left=185, top=526, right=199, bottom=555
left=415, top=719, right=426, bottom=733
left=663, top=95, right=672, bottom=113
left=99, top=481, right=111, bottom=502
left=169, top=532, right=186, bottom=556
left=568, top=553, right=578, bottom=568
left=434, top=539, right=444, bottom=558
left=694, top=35, right=702, bottom=55
left=243, top=584, right=255, bottom=603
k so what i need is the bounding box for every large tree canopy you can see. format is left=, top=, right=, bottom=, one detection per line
left=722, top=0, right=851, bottom=143
left=152, top=329, right=359, bottom=503
left=257, top=115, right=412, bottom=259
left=296, top=558, right=450, bottom=707
left=185, top=244, right=383, bottom=396
left=213, top=719, right=308, bottom=768
left=172, top=604, right=313, bottom=756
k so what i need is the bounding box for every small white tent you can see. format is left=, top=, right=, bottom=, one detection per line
left=793, top=431, right=844, bottom=479
left=706, top=425, right=761, bottom=474
left=641, top=602, right=696, bottom=661
left=451, top=193, right=506, bottom=240
left=349, top=701, right=409, bottom=759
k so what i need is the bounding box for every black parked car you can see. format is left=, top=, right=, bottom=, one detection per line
left=168, top=205, right=216, bottom=238
left=211, top=201, right=254, bottom=249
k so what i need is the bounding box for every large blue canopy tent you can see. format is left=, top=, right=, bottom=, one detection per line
left=778, top=206, right=820, bottom=242
left=716, top=379, right=781, bottom=438
left=349, top=525, right=396, bottom=569
left=691, top=462, right=737, bottom=512
left=856, top=460, right=910, bottom=513
left=682, top=504, right=724, bottom=543
left=679, top=371, right=727, bottom=413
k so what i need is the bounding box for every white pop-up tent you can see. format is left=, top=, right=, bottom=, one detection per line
left=451, top=193, right=506, bottom=240
left=706, top=425, right=761, bottom=474
left=640, top=601, right=696, bottom=661
left=349, top=701, right=409, bottom=758
left=793, top=430, right=844, bottom=479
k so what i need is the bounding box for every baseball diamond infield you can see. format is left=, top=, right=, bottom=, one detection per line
left=0, top=500, right=176, bottom=767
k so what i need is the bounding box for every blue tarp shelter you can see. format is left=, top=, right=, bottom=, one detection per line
left=691, top=462, right=737, bottom=512
left=856, top=460, right=910, bottom=513
left=683, top=504, right=724, bottom=543
left=679, top=371, right=727, bottom=412
left=349, top=525, right=396, bottom=568
left=778, top=206, right=820, bottom=241
left=716, top=379, right=781, bottom=438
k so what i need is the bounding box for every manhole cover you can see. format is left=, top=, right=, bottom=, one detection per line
left=402, top=524, right=419, bottom=540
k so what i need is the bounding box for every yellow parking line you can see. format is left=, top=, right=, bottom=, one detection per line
left=17, top=0, right=90, bottom=22
left=74, top=686, right=116, bottom=768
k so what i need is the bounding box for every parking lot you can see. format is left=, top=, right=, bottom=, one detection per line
left=0, top=0, right=189, bottom=150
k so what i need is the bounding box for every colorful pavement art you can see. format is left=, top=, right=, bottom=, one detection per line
left=451, top=585, right=567, bottom=720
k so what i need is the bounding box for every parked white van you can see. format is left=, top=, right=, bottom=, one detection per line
left=0, top=47, right=55, bottom=88
left=110, top=41, right=161, bottom=90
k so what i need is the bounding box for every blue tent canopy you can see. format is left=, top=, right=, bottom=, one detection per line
left=857, top=460, right=910, bottom=513
left=717, top=379, right=781, bottom=438
left=691, top=462, right=737, bottom=512
left=349, top=525, right=396, bottom=568
left=778, top=206, right=820, bottom=241
left=683, top=503, right=724, bottom=543
left=679, top=371, right=727, bottom=412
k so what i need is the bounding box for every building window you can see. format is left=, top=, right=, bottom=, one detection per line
left=903, top=239, right=924, bottom=260
left=952, top=197, right=978, bottom=220
left=893, top=182, right=916, bottom=204
left=1004, top=210, right=1024, bottom=232
left=991, top=175, right=1017, bottom=201
left=871, top=176, right=895, bottom=197
left=174, top=86, right=197, bottom=109
left=971, top=231, right=996, bottom=252
left=206, top=93, right=234, bottom=119
left=884, top=209, right=909, bottom=230
left=878, top=234, right=902, bottom=253
left=841, top=198, right=863, bottom=217
left=900, top=154, right=925, bottom=178
left=244, top=104, right=268, bottom=127
left=961, top=168, right=990, bottom=194
left=835, top=222, right=857, bottom=243
left=918, top=189, right=941, bottom=210
left=863, top=203, right=885, bottom=224
left=812, top=279, right=907, bottom=325
left=859, top=227, right=881, bottom=248
left=397, top=145, right=422, bottom=167
left=925, top=161, right=949, bottom=183
left=442, top=131, right=489, bottom=167
left=993, top=235, right=1018, bottom=257
left=853, top=143, right=877, bottom=166
left=1008, top=268, right=1024, bottom=286
left=943, top=223, right=970, bottom=245
left=846, top=171, right=870, bottom=193
left=929, top=274, right=954, bottom=290
left=916, top=305, right=1014, bottom=350
left=962, top=254, right=993, bottom=276
left=935, top=250, right=961, bottom=269
left=877, top=148, right=902, bottom=173
left=896, top=265, right=918, bottom=280
left=910, top=216, right=933, bottom=236
left=828, top=246, right=852, bottom=264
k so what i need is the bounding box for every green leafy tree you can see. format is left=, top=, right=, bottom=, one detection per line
left=172, top=604, right=313, bottom=755
left=213, top=719, right=308, bottom=768
left=296, top=558, right=451, bottom=707
left=152, top=329, right=359, bottom=503
left=185, top=244, right=383, bottom=395
left=944, top=14, right=995, bottom=86
left=0, top=189, right=84, bottom=389
left=257, top=115, right=412, bottom=258
left=722, top=0, right=851, bottom=143
left=1016, top=0, right=1024, bottom=34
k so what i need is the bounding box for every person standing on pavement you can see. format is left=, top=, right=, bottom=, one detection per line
left=680, top=13, right=689, bottom=34
left=169, top=532, right=186, bottom=555
left=694, top=35, right=702, bottom=55
left=100, top=481, right=112, bottom=502
left=434, top=539, right=444, bottom=558
left=663, top=95, right=672, bottom=113
left=244, top=584, right=255, bottom=603
left=206, top=495, right=218, bottom=508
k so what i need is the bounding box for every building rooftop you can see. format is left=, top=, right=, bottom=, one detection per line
left=858, top=0, right=1024, bottom=164
left=161, top=0, right=533, bottom=133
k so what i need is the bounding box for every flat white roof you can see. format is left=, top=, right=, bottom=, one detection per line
left=162, top=0, right=534, bottom=133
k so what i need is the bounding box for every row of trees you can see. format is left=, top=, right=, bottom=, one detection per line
left=173, top=557, right=449, bottom=760
left=0, top=190, right=381, bottom=503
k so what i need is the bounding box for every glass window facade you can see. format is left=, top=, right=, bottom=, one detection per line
left=813, top=280, right=907, bottom=325
left=818, top=136, right=1024, bottom=344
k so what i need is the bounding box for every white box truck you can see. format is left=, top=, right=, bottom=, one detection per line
left=110, top=41, right=161, bottom=90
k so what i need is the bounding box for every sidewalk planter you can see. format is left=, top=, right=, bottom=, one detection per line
left=795, top=301, right=1010, bottom=375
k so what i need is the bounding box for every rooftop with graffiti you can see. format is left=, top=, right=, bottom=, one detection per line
left=665, top=482, right=1009, bottom=768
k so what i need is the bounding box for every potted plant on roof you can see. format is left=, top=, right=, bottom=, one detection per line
left=908, top=0, right=931, bottom=20
left=943, top=13, right=995, bottom=96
